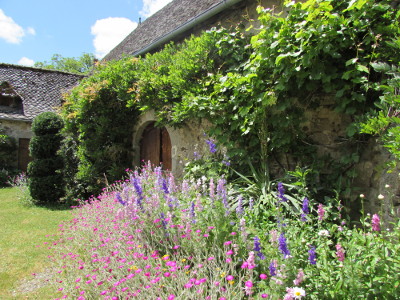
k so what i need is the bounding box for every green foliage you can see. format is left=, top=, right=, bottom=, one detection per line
left=34, top=53, right=95, bottom=74
left=361, top=60, right=400, bottom=165
left=29, top=135, right=63, bottom=158
left=61, top=58, right=141, bottom=200
left=31, top=111, right=64, bottom=135
left=61, top=0, right=400, bottom=203
left=28, top=112, right=65, bottom=203
left=27, top=157, right=63, bottom=177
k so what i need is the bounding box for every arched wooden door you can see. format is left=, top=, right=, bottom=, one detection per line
left=140, top=123, right=172, bottom=170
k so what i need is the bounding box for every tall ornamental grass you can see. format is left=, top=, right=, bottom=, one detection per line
left=45, top=163, right=400, bottom=299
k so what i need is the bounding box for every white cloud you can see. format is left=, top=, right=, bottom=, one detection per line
left=18, top=57, right=35, bottom=66
left=0, top=9, right=25, bottom=44
left=140, top=0, right=173, bottom=18
left=27, top=27, right=36, bottom=36
left=0, top=9, right=36, bottom=44
left=91, top=17, right=137, bottom=58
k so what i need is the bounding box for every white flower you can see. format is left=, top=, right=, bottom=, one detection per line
left=378, top=194, right=385, bottom=200
left=291, top=287, right=306, bottom=298
left=318, top=229, right=330, bottom=237
left=385, top=184, right=390, bottom=188
left=359, top=193, right=365, bottom=198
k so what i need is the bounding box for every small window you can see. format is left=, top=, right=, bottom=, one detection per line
left=0, top=82, right=23, bottom=112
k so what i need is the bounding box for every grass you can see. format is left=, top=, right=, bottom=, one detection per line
left=0, top=187, right=71, bottom=299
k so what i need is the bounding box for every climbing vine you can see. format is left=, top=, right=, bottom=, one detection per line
left=61, top=0, right=400, bottom=201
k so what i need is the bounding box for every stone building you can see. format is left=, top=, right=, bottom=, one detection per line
left=0, top=63, right=82, bottom=171
left=102, top=0, right=399, bottom=216
left=104, top=0, right=280, bottom=176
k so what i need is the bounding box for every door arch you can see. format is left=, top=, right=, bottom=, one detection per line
left=140, top=122, right=172, bottom=170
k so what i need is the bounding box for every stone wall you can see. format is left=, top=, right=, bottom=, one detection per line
left=1, top=119, right=32, bottom=140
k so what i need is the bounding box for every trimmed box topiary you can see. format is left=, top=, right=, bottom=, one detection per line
left=28, top=112, right=65, bottom=204
left=31, top=111, right=64, bottom=135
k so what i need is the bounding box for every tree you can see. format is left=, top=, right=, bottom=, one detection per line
left=28, top=112, right=65, bottom=203
left=34, top=53, right=96, bottom=74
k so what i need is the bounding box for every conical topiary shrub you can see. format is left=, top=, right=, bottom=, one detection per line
left=28, top=112, right=65, bottom=203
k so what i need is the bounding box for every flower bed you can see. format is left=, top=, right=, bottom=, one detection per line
left=47, top=163, right=400, bottom=299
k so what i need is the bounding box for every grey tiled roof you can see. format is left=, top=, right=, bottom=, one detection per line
left=103, top=0, right=229, bottom=61
left=0, top=63, right=83, bottom=121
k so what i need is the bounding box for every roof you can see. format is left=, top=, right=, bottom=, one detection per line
left=103, top=0, right=239, bottom=61
left=0, top=63, right=83, bottom=121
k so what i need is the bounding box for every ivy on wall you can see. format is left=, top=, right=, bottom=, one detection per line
left=61, top=0, right=400, bottom=200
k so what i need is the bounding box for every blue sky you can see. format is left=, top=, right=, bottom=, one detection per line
left=0, top=0, right=172, bottom=66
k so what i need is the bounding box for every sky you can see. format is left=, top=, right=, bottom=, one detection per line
left=0, top=0, right=173, bottom=66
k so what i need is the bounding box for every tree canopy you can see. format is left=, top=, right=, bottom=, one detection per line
left=34, top=53, right=96, bottom=74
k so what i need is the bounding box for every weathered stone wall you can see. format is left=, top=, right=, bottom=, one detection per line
left=354, top=139, right=400, bottom=219
left=133, top=96, right=400, bottom=219
left=302, top=96, right=400, bottom=218
left=0, top=120, right=32, bottom=140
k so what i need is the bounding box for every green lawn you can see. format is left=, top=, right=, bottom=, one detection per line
left=0, top=187, right=71, bottom=299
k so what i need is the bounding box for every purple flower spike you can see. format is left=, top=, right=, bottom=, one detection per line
left=308, top=246, right=316, bottom=265
left=278, top=233, right=290, bottom=259
left=277, top=182, right=288, bottom=202
left=205, top=139, right=217, bottom=154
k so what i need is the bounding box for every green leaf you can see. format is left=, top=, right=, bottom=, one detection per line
left=345, top=58, right=358, bottom=66
left=370, top=62, right=391, bottom=73
left=356, top=64, right=369, bottom=74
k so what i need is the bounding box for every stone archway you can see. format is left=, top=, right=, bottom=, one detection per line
left=139, top=122, right=172, bottom=170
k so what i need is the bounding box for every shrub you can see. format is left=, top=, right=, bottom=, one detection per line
left=29, top=174, right=64, bottom=203
left=29, top=135, right=63, bottom=158
left=27, top=157, right=63, bottom=177
left=28, top=112, right=65, bottom=204
left=31, top=111, right=64, bottom=135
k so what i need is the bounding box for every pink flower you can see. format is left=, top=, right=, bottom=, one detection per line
left=226, top=275, right=234, bottom=281
left=335, top=244, right=345, bottom=262
left=244, top=251, right=256, bottom=269
left=244, top=283, right=253, bottom=295
left=168, top=295, right=175, bottom=300
left=164, top=272, right=171, bottom=277
left=317, top=204, right=325, bottom=221
left=166, top=261, right=176, bottom=267
left=372, top=214, right=381, bottom=231
left=261, top=294, right=269, bottom=298
left=260, top=273, right=268, bottom=280
left=226, top=250, right=234, bottom=255
left=293, top=269, right=304, bottom=286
